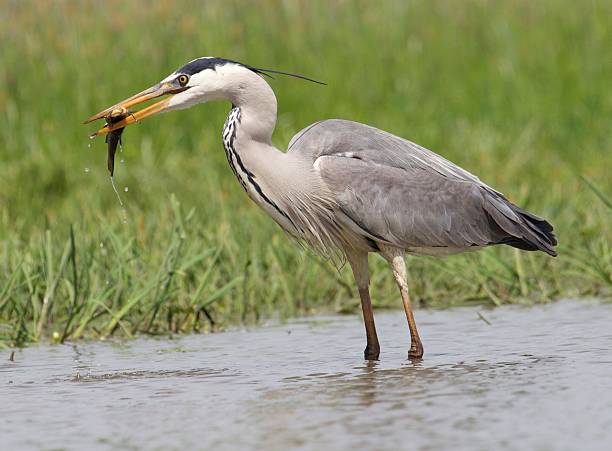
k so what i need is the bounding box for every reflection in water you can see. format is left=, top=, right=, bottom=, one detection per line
left=256, top=353, right=574, bottom=450
left=2, top=300, right=612, bottom=451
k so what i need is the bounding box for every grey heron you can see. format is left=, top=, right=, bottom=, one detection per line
left=86, top=57, right=557, bottom=360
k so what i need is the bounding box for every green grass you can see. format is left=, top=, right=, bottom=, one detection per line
left=1, top=0, right=610, bottom=346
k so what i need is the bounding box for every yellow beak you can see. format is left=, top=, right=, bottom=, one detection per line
left=84, top=82, right=188, bottom=137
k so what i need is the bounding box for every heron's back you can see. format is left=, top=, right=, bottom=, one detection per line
left=287, top=119, right=557, bottom=256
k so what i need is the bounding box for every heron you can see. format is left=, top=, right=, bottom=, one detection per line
left=86, top=57, right=557, bottom=360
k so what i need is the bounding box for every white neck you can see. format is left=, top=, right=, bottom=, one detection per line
left=228, top=70, right=277, bottom=144
left=211, top=64, right=345, bottom=253
left=218, top=67, right=303, bottom=232
left=219, top=67, right=283, bottom=176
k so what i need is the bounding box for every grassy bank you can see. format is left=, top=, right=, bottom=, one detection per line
left=1, top=0, right=610, bottom=346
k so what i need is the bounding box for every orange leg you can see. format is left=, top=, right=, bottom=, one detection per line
left=381, top=245, right=424, bottom=360
left=359, top=286, right=380, bottom=360
left=347, top=249, right=380, bottom=360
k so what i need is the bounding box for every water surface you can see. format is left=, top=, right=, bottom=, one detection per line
left=2, top=300, right=611, bottom=450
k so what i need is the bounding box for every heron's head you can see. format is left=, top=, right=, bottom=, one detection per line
left=85, top=57, right=323, bottom=137
left=85, top=57, right=262, bottom=137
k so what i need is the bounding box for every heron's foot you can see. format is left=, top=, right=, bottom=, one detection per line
left=408, top=341, right=424, bottom=361
left=364, top=344, right=380, bottom=361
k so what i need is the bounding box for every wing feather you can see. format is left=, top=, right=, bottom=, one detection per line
left=315, top=155, right=503, bottom=249
left=289, top=119, right=492, bottom=188
left=288, top=119, right=556, bottom=254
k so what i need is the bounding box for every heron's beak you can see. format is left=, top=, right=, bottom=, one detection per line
left=84, top=82, right=188, bottom=137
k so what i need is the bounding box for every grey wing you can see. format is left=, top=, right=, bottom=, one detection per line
left=316, top=155, right=504, bottom=249
left=289, top=119, right=490, bottom=187
left=288, top=119, right=557, bottom=254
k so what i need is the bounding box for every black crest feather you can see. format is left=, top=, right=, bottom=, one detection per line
left=175, top=57, right=325, bottom=85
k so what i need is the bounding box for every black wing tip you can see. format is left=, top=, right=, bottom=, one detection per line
left=512, top=211, right=558, bottom=256
left=498, top=236, right=558, bottom=256
left=484, top=195, right=558, bottom=257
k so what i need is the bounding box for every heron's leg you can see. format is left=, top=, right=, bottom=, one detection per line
left=380, top=245, right=424, bottom=360
left=346, top=249, right=380, bottom=360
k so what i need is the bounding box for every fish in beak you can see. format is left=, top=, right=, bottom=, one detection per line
left=85, top=77, right=189, bottom=175
left=104, top=108, right=128, bottom=176
left=84, top=80, right=189, bottom=137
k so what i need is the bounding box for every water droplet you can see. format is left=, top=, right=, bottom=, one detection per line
left=124, top=187, right=129, bottom=192
left=110, top=177, right=129, bottom=225
left=120, top=159, right=125, bottom=164
left=105, top=280, right=110, bottom=285
left=84, top=167, right=90, bottom=173
left=110, top=176, right=125, bottom=208
left=87, top=143, right=92, bottom=148
left=99, top=242, right=104, bottom=248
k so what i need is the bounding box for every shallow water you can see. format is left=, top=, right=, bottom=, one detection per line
left=2, top=300, right=611, bottom=451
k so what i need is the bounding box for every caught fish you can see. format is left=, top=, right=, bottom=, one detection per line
left=105, top=107, right=129, bottom=176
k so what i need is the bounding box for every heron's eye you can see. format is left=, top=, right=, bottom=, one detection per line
left=177, top=75, right=189, bottom=86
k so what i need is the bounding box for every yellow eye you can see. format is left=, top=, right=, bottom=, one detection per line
left=177, top=75, right=189, bottom=86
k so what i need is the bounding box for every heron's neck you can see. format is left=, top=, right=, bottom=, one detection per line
left=220, top=72, right=283, bottom=178
left=221, top=74, right=301, bottom=230
left=229, top=73, right=278, bottom=145
left=217, top=69, right=340, bottom=249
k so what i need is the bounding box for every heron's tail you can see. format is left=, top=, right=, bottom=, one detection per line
left=483, top=190, right=558, bottom=257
